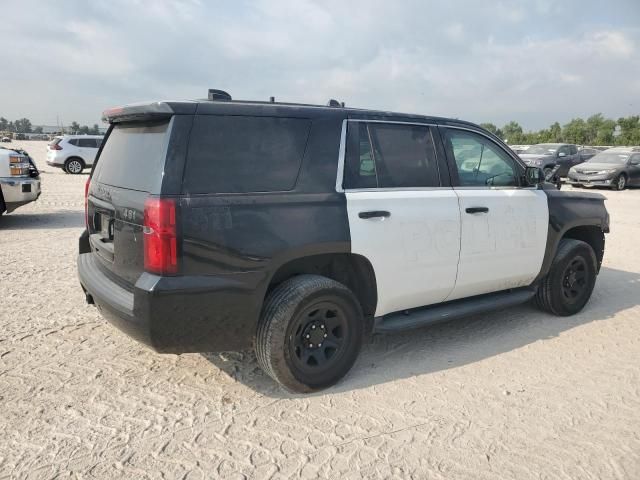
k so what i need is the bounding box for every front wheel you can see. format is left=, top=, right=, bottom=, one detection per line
left=256, top=275, right=364, bottom=393
left=613, top=174, right=627, bottom=191
left=534, top=239, right=597, bottom=316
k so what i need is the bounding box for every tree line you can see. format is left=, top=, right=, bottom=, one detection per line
left=480, top=114, right=640, bottom=146
left=2, top=113, right=639, bottom=145
left=0, top=116, right=101, bottom=135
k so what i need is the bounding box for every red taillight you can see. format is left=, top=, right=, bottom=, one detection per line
left=50, top=144, right=62, bottom=150
left=143, top=198, right=178, bottom=275
left=84, top=177, right=90, bottom=228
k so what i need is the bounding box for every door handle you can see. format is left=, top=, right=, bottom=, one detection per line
left=465, top=207, right=489, bottom=214
left=359, top=210, right=391, bottom=219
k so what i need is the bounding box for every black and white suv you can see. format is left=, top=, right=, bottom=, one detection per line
left=77, top=91, right=609, bottom=393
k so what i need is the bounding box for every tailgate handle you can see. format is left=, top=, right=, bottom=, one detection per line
left=359, top=210, right=390, bottom=219
left=465, top=207, right=489, bottom=214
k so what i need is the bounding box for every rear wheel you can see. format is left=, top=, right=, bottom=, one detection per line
left=613, top=174, right=627, bottom=191
left=256, top=275, right=364, bottom=393
left=64, top=158, right=84, bottom=174
left=534, top=239, right=597, bottom=316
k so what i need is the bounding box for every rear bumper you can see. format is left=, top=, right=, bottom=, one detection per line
left=77, top=252, right=263, bottom=353
left=0, top=177, right=41, bottom=212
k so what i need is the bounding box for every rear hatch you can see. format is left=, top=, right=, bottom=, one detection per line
left=87, top=120, right=173, bottom=286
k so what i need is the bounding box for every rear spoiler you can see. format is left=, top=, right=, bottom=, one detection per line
left=102, top=101, right=198, bottom=123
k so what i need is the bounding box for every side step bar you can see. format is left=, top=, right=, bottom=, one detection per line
left=374, top=287, right=536, bottom=333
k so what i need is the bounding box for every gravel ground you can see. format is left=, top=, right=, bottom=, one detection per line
left=1, top=140, right=639, bottom=479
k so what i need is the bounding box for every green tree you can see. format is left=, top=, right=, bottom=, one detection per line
left=70, top=121, right=81, bottom=133
left=14, top=118, right=32, bottom=133
left=479, top=122, right=503, bottom=138
left=33, top=126, right=43, bottom=134
left=502, top=121, right=524, bottom=144
left=0, top=117, right=7, bottom=131
left=562, top=118, right=588, bottom=144
left=89, top=124, right=100, bottom=135
left=549, top=122, right=562, bottom=142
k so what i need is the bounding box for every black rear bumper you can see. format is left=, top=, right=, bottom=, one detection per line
left=77, top=252, right=263, bottom=353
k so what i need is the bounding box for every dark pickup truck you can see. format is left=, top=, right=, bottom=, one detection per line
left=519, top=143, right=584, bottom=177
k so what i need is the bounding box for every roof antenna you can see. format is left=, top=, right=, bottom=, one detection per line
left=208, top=89, right=232, bottom=101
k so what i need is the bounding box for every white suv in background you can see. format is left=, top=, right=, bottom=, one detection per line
left=46, top=135, right=103, bottom=174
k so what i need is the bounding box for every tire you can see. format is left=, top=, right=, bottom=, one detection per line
left=256, top=275, right=364, bottom=393
left=534, top=239, right=597, bottom=316
left=613, top=174, right=627, bottom=191
left=64, top=158, right=84, bottom=174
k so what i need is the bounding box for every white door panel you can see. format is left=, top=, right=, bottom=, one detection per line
left=448, top=189, right=548, bottom=301
left=346, top=189, right=461, bottom=316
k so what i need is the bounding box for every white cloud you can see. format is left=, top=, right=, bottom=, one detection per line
left=0, top=0, right=639, bottom=129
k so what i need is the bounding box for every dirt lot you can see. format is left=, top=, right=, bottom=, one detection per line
left=1, top=140, right=639, bottom=479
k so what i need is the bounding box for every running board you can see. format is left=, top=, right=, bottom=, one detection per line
left=374, top=287, right=536, bottom=333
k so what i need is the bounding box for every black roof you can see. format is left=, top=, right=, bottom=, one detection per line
left=103, top=96, right=479, bottom=129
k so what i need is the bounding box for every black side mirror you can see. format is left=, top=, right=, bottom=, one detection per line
left=524, top=166, right=545, bottom=187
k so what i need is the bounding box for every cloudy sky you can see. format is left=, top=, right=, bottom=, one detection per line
left=2, top=0, right=639, bottom=129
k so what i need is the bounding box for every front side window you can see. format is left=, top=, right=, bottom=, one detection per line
left=343, top=122, right=440, bottom=189
left=569, top=145, right=578, bottom=155
left=444, top=129, right=518, bottom=187
left=558, top=145, right=570, bottom=156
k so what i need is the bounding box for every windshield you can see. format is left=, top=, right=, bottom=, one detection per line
left=587, top=152, right=629, bottom=164
left=525, top=144, right=558, bottom=155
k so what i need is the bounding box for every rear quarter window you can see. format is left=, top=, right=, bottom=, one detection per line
left=183, top=115, right=311, bottom=194
left=92, top=121, right=170, bottom=192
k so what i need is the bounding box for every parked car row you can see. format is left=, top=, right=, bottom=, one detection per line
left=568, top=147, right=640, bottom=190
left=517, top=143, right=639, bottom=189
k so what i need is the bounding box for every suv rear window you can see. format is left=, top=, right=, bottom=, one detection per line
left=183, top=115, right=311, bottom=194
left=92, top=121, right=170, bottom=192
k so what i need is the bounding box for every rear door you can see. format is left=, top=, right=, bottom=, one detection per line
left=341, top=120, right=461, bottom=317
left=88, top=120, right=173, bottom=285
left=629, top=154, right=640, bottom=185
left=440, top=127, right=548, bottom=301
left=77, top=138, right=99, bottom=165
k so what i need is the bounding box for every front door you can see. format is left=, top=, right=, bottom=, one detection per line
left=440, top=127, right=549, bottom=301
left=342, top=121, right=461, bottom=317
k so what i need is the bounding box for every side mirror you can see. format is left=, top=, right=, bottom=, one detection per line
left=558, top=152, right=566, bottom=158
left=524, top=166, right=545, bottom=187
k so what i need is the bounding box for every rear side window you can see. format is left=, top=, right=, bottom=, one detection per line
left=77, top=138, right=97, bottom=148
left=184, top=115, right=311, bottom=194
left=68, top=139, right=79, bottom=146
left=93, top=121, right=170, bottom=192
left=344, top=122, right=440, bottom=189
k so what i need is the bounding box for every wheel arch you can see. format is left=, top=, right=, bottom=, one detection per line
left=562, top=225, right=605, bottom=272
left=0, top=186, right=5, bottom=214
left=264, top=252, right=378, bottom=329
